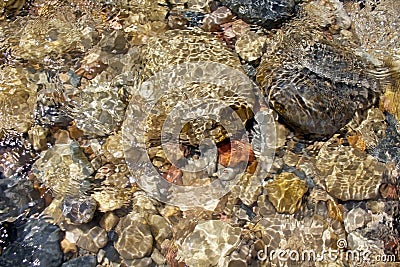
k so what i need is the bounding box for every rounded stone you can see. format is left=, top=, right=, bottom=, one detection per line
left=115, top=215, right=154, bottom=260
left=76, top=226, right=108, bottom=253
left=256, top=30, right=380, bottom=138
left=344, top=208, right=370, bottom=233
left=316, top=140, right=386, bottom=201
left=178, top=220, right=241, bottom=267
left=99, top=212, right=120, bottom=232
left=61, top=196, right=97, bottom=224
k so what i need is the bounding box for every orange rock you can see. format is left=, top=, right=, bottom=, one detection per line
left=162, top=165, right=183, bottom=185
left=75, top=60, right=108, bottom=80
left=60, top=238, right=78, bottom=254
left=217, top=139, right=255, bottom=168
left=347, top=134, right=366, bottom=151
left=68, top=121, right=84, bottom=140
left=327, top=199, right=344, bottom=222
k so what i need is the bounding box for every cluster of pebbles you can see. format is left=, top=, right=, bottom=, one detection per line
left=0, top=0, right=399, bottom=266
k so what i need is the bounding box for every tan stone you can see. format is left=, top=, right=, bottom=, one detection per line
left=266, top=172, right=308, bottom=214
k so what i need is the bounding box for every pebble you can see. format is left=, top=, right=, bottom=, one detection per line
left=151, top=248, right=166, bottom=265
left=202, top=6, right=234, bottom=32
left=28, top=125, right=49, bottom=151
left=147, top=214, right=172, bottom=249
left=76, top=226, right=108, bottom=253
left=344, top=207, right=370, bottom=233
left=62, top=195, right=97, bottom=224
left=67, top=82, right=126, bottom=137
left=60, top=238, right=78, bottom=254
left=316, top=139, right=386, bottom=201
left=100, top=212, right=120, bottom=232
left=235, top=31, right=266, bottom=62
left=0, top=66, right=36, bottom=133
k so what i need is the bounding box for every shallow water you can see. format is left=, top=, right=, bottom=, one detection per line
left=0, top=0, right=399, bottom=266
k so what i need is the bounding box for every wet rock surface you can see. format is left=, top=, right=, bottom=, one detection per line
left=256, top=29, right=380, bottom=138
left=0, top=219, right=63, bottom=267
left=0, top=0, right=399, bottom=266
left=220, top=0, right=296, bottom=28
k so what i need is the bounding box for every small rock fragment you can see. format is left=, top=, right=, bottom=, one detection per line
left=100, top=212, right=120, bottom=232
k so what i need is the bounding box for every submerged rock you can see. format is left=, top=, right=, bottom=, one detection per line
left=0, top=219, right=63, bottom=267
left=67, top=82, right=126, bottom=137
left=178, top=220, right=241, bottom=267
left=0, top=131, right=36, bottom=179
left=0, top=178, right=40, bottom=223
left=115, top=215, right=154, bottom=260
left=345, top=0, right=399, bottom=60
left=220, top=0, right=296, bottom=29
left=32, top=133, right=94, bottom=199
left=316, top=139, right=386, bottom=201
left=0, top=66, right=36, bottom=133
left=257, top=29, right=380, bottom=138
left=266, top=172, right=308, bottom=214
left=61, top=255, right=97, bottom=267
left=61, top=195, right=97, bottom=224
left=76, top=226, right=108, bottom=253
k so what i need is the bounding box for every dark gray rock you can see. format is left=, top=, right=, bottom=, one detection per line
left=62, top=195, right=97, bottom=224
left=103, top=243, right=121, bottom=262
left=257, top=32, right=380, bottom=138
left=0, top=178, right=40, bottom=223
left=220, top=0, right=296, bottom=28
left=61, top=255, right=97, bottom=267
left=0, top=219, right=63, bottom=267
left=371, top=113, right=400, bottom=168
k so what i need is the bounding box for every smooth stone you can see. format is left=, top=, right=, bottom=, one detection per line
left=151, top=248, right=166, bottom=265
left=77, top=226, right=108, bottom=253
left=115, top=215, right=153, bottom=260
left=147, top=214, right=173, bottom=249
left=344, top=208, right=370, bottom=233
left=100, top=211, right=120, bottom=232
left=62, top=195, right=97, bottom=224
left=266, top=172, right=308, bottom=214
left=178, top=220, right=241, bottom=267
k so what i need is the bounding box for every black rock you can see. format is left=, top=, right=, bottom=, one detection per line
left=0, top=219, right=63, bottom=267
left=103, top=243, right=121, bottom=262
left=220, top=0, right=296, bottom=28
left=61, top=255, right=97, bottom=267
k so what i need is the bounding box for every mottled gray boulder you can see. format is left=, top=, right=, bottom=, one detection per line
left=220, top=0, right=296, bottom=28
